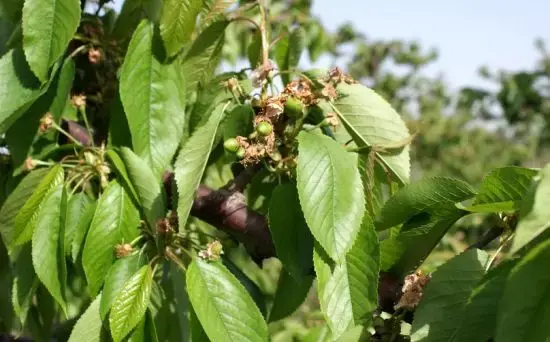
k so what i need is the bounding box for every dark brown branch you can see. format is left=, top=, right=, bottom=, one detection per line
left=467, top=225, right=505, bottom=250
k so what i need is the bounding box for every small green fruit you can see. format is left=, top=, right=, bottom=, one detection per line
left=223, top=138, right=240, bottom=153
left=256, top=121, right=273, bottom=136
left=284, top=97, right=304, bottom=117
left=236, top=147, right=246, bottom=159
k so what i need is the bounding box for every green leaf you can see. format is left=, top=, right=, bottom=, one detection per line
left=313, top=215, right=379, bottom=339
left=269, top=269, right=313, bottom=322
left=452, top=260, right=515, bottom=341
left=175, top=102, right=226, bottom=229
left=119, top=147, right=166, bottom=226
left=247, top=31, right=261, bottom=68
left=120, top=19, right=186, bottom=180
left=105, top=149, right=140, bottom=203
left=496, top=239, right=550, bottom=342
left=159, top=0, right=202, bottom=57
left=107, top=91, right=133, bottom=149
left=64, top=193, right=92, bottom=256
left=296, top=131, right=365, bottom=261
left=186, top=259, right=269, bottom=342
left=222, top=257, right=267, bottom=318
left=31, top=184, right=67, bottom=313
left=0, top=168, right=49, bottom=247
left=6, top=56, right=75, bottom=173
left=12, top=244, right=38, bottom=324
left=275, top=27, right=305, bottom=85
left=332, top=83, right=411, bottom=184
left=22, top=0, right=80, bottom=82
left=168, top=262, right=191, bottom=342
left=223, top=104, right=254, bottom=142
left=410, top=249, right=489, bottom=341
left=465, top=166, right=538, bottom=212
left=511, top=165, right=550, bottom=253
left=68, top=293, right=108, bottom=342
left=82, top=181, right=140, bottom=295
left=12, top=164, right=64, bottom=247
left=71, top=201, right=96, bottom=262
left=376, top=177, right=476, bottom=231
left=0, top=47, right=42, bottom=134
left=268, top=183, right=314, bottom=278
left=100, top=253, right=143, bottom=320
left=109, top=265, right=153, bottom=342
left=181, top=19, right=228, bottom=96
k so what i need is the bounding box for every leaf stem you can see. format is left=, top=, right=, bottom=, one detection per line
left=77, top=106, right=95, bottom=147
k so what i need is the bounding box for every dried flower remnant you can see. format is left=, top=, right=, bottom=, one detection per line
left=321, top=82, right=338, bottom=101
left=39, top=113, right=54, bottom=132
left=395, top=270, right=431, bottom=310
left=326, top=112, right=339, bottom=128
left=115, top=243, right=133, bottom=258
left=325, top=67, right=357, bottom=84
left=88, top=48, right=102, bottom=64
left=198, top=240, right=224, bottom=261
left=71, top=94, right=87, bottom=108
left=24, top=157, right=36, bottom=171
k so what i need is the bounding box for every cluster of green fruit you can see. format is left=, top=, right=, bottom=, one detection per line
left=223, top=121, right=274, bottom=158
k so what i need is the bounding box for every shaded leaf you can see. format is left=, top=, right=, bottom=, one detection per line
left=68, top=293, right=108, bottom=342
left=119, top=147, right=166, bottom=226
left=410, top=249, right=489, bottom=342
left=222, top=256, right=266, bottom=317
left=187, top=259, right=268, bottom=342
left=22, top=0, right=80, bottom=81
left=181, top=19, right=228, bottom=96
left=107, top=91, right=133, bottom=149
left=0, top=47, right=42, bottom=134
left=100, top=253, right=143, bottom=320
left=82, top=181, right=140, bottom=295
left=452, top=260, right=515, bottom=341
left=175, top=102, right=226, bottom=229
left=268, top=183, right=314, bottom=278
left=105, top=149, right=140, bottom=203
left=6, top=57, right=75, bottom=173
left=333, top=83, right=411, bottom=184
left=466, top=166, right=538, bottom=212
left=12, top=164, right=64, bottom=247
left=64, top=193, right=92, bottom=256
left=109, top=265, right=153, bottom=342
left=247, top=31, right=261, bottom=68
left=313, top=215, right=380, bottom=339
left=223, top=104, right=254, bottom=142
left=376, top=177, right=476, bottom=231
left=11, top=244, right=38, bottom=324
left=120, top=19, right=186, bottom=179
left=275, top=27, right=305, bottom=85
left=297, top=131, right=365, bottom=261
left=159, top=0, right=202, bottom=56
left=71, top=201, right=97, bottom=262
left=269, top=269, right=313, bottom=322
left=0, top=168, right=49, bottom=247
left=496, top=239, right=550, bottom=342
left=511, top=165, right=550, bottom=253
left=31, top=184, right=67, bottom=313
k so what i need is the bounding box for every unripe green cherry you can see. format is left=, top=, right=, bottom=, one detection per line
left=284, top=97, right=304, bottom=117
left=256, top=121, right=273, bottom=136
left=223, top=138, right=240, bottom=153
left=236, top=147, right=246, bottom=159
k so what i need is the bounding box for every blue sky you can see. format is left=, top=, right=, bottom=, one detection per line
left=110, top=0, right=549, bottom=88
left=311, top=0, right=549, bottom=88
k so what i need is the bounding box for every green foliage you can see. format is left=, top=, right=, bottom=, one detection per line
left=297, top=131, right=365, bottom=261
left=0, top=0, right=549, bottom=340
left=187, top=259, right=269, bottom=341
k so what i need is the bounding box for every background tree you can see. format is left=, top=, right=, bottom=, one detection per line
left=0, top=0, right=549, bottom=341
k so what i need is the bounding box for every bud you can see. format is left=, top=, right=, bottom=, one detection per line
left=236, top=147, right=246, bottom=159
left=24, top=156, right=36, bottom=171
left=115, top=243, right=133, bottom=258
left=284, top=97, right=304, bottom=117
left=256, top=121, right=273, bottom=136
left=71, top=94, right=87, bottom=108
left=88, top=48, right=102, bottom=64
left=269, top=151, right=282, bottom=162
left=198, top=240, right=224, bottom=261
left=39, top=113, right=54, bottom=133
left=223, top=138, right=240, bottom=153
